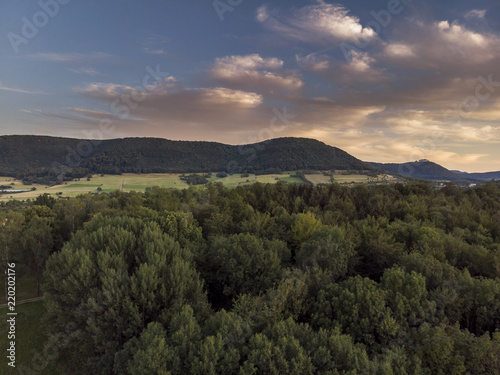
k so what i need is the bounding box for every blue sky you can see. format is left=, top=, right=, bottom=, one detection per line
left=1, top=0, right=500, bottom=172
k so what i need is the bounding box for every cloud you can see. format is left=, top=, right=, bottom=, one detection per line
left=286, top=103, right=496, bottom=170
left=30, top=52, right=114, bottom=64
left=287, top=96, right=386, bottom=130
left=256, top=5, right=269, bottom=22
left=289, top=12, right=500, bottom=169
left=383, top=19, right=500, bottom=69
left=437, top=20, right=487, bottom=48
left=20, top=109, right=43, bottom=114
left=340, top=51, right=385, bottom=82
left=198, top=87, right=263, bottom=107
left=69, top=67, right=105, bottom=77
left=257, top=2, right=376, bottom=45
left=76, top=79, right=263, bottom=109
left=345, top=51, right=375, bottom=73
left=296, top=15, right=499, bottom=89
left=465, top=9, right=487, bottom=20
left=52, top=75, right=288, bottom=143
left=24, top=79, right=266, bottom=141
left=0, top=83, right=46, bottom=95
left=71, top=78, right=267, bottom=138
left=296, top=53, right=330, bottom=72
left=142, top=34, right=170, bottom=56
left=143, top=47, right=167, bottom=56
left=20, top=107, right=107, bottom=124
left=65, top=107, right=117, bottom=119
left=211, top=54, right=303, bottom=92
left=381, top=108, right=500, bottom=143
left=384, top=43, right=415, bottom=58
left=368, top=141, right=489, bottom=167
left=15, top=10, right=500, bottom=172
left=297, top=51, right=384, bottom=83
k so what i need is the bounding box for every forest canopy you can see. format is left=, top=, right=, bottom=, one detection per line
left=2, top=180, right=500, bottom=374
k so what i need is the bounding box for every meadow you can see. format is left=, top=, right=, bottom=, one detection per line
left=0, top=270, right=58, bottom=374
left=0, top=301, right=60, bottom=375
left=0, top=172, right=398, bottom=201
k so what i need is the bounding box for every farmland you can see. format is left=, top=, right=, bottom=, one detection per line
left=0, top=172, right=398, bottom=201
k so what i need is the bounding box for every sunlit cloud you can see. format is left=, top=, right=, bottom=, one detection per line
left=76, top=78, right=263, bottom=108
left=382, top=19, right=500, bottom=68
left=384, top=44, right=415, bottom=58
left=257, top=2, right=376, bottom=45
left=211, top=54, right=303, bottom=93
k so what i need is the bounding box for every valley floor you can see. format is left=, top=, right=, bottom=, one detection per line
left=0, top=172, right=398, bottom=201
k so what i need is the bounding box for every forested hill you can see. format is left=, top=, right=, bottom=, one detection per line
left=0, top=135, right=373, bottom=183
left=453, top=170, right=500, bottom=181
left=369, top=160, right=475, bottom=182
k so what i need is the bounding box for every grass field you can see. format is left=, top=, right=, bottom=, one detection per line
left=211, top=174, right=305, bottom=187
left=0, top=271, right=38, bottom=302
left=0, top=264, right=58, bottom=374
left=0, top=301, right=60, bottom=374
left=304, top=174, right=332, bottom=184
left=332, top=174, right=397, bottom=183
left=0, top=174, right=189, bottom=200
left=0, top=172, right=400, bottom=201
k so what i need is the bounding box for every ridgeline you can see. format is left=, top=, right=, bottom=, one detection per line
left=0, top=135, right=374, bottom=184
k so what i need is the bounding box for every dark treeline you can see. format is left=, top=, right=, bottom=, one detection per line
left=0, top=136, right=373, bottom=185
left=1, top=181, right=500, bottom=374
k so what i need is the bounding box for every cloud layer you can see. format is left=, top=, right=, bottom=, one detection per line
left=16, top=2, right=500, bottom=172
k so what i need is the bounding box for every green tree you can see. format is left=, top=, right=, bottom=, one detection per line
left=412, top=324, right=466, bottom=375
left=291, top=212, right=322, bottom=246
left=53, top=197, right=87, bottom=241
left=240, top=319, right=315, bottom=375
left=124, top=322, right=173, bottom=375
left=354, top=216, right=404, bottom=279
left=296, top=225, right=355, bottom=281
left=0, top=211, right=23, bottom=300
left=44, top=215, right=209, bottom=374
left=312, top=276, right=396, bottom=348
left=22, top=214, right=54, bottom=296
left=380, top=267, right=436, bottom=332
left=202, top=233, right=290, bottom=307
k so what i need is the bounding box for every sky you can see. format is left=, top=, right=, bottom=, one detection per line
left=1, top=0, right=500, bottom=172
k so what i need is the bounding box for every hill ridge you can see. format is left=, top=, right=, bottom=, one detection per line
left=368, top=160, right=500, bottom=182
left=0, top=135, right=373, bottom=184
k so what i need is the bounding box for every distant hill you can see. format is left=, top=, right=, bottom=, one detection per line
left=368, top=160, right=475, bottom=182
left=452, top=170, right=500, bottom=181
left=0, top=135, right=374, bottom=184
